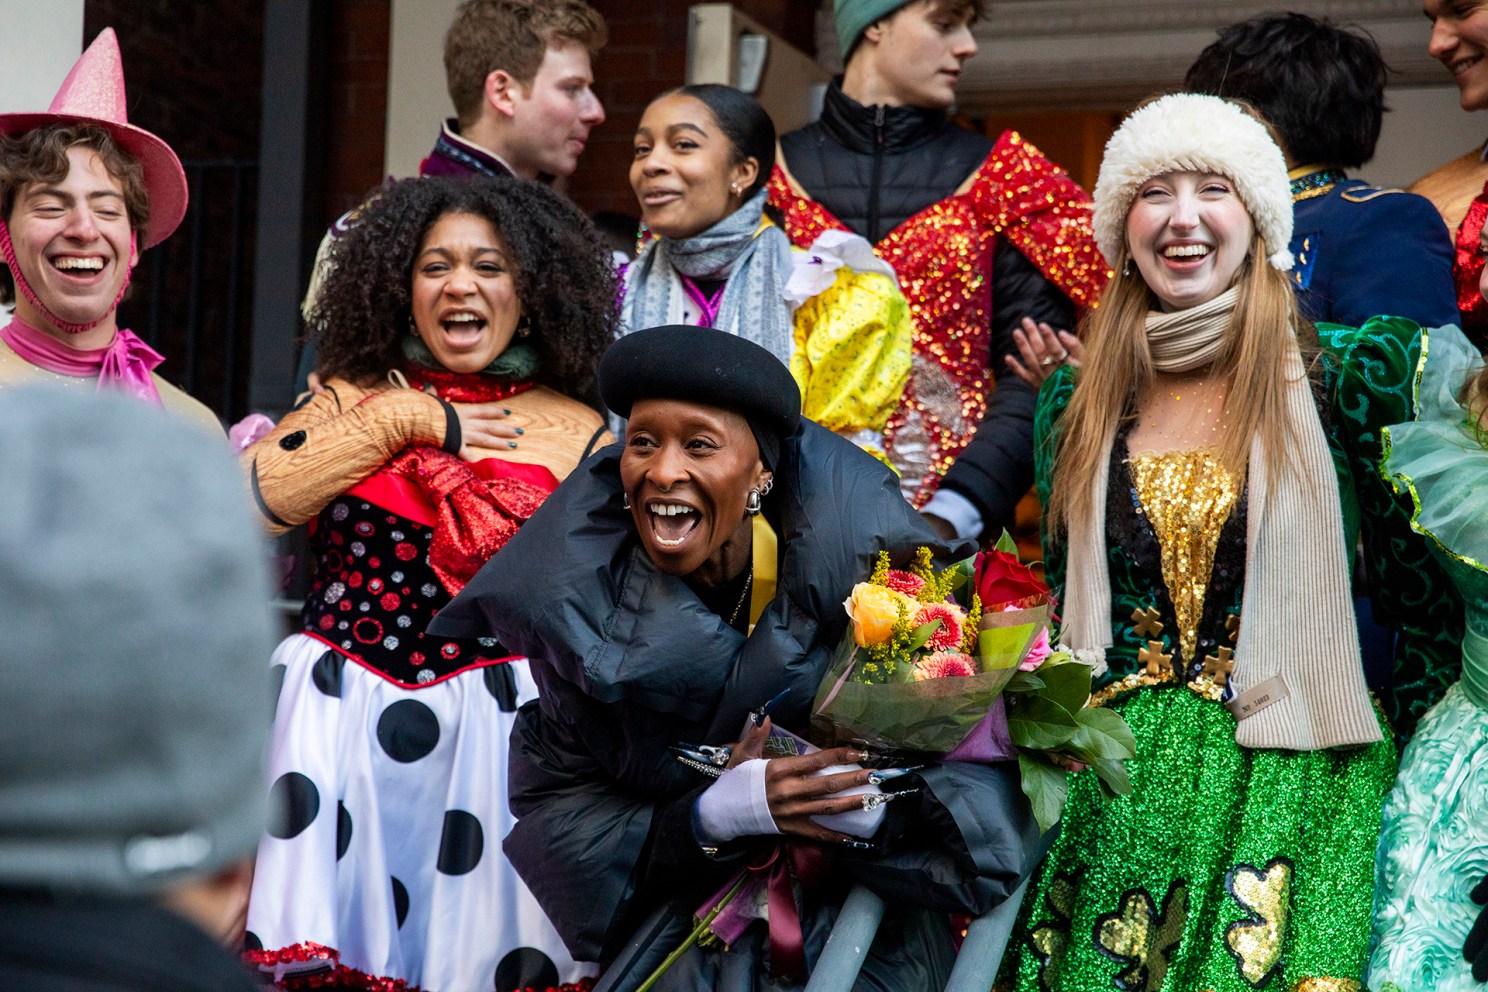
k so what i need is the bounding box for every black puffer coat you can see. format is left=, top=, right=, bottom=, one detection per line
left=433, top=422, right=1045, bottom=991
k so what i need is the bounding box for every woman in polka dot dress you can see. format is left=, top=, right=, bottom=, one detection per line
left=241, top=176, right=615, bottom=992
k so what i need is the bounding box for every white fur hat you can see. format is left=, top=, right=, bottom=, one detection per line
left=1092, top=93, right=1294, bottom=272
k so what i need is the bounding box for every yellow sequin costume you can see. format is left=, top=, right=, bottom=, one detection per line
left=1129, top=449, right=1239, bottom=666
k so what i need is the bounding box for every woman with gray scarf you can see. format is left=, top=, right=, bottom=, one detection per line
left=623, top=84, right=912, bottom=455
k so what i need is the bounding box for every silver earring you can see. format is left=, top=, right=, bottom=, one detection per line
left=759, top=477, right=774, bottom=497
left=1121, top=258, right=1132, bottom=277
left=745, top=488, right=762, bottom=516
left=622, top=492, right=631, bottom=509
left=729, top=182, right=740, bottom=195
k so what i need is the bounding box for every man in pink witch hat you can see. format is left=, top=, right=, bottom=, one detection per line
left=0, top=28, right=219, bottom=433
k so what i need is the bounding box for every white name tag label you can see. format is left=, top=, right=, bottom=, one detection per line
left=1225, top=676, right=1289, bottom=721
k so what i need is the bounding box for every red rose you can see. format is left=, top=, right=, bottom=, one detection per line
left=973, top=549, right=1049, bottom=611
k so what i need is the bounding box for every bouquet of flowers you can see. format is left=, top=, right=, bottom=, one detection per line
left=812, top=535, right=1134, bottom=831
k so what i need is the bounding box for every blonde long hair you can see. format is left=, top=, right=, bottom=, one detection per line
left=1045, top=231, right=1318, bottom=535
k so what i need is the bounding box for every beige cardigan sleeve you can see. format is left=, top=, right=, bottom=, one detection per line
left=246, top=378, right=453, bottom=535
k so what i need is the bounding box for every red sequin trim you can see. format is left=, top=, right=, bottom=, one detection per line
left=403, top=366, right=536, bottom=404
left=245, top=942, right=595, bottom=992
left=770, top=131, right=1109, bottom=504
left=1454, top=180, right=1488, bottom=337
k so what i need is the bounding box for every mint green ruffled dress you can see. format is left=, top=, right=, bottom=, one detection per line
left=1369, top=326, right=1488, bottom=992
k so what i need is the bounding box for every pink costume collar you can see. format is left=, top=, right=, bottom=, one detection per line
left=0, top=313, right=163, bottom=405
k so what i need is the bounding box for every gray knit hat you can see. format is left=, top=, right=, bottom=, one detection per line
left=0, top=386, right=274, bottom=895
left=834, top=0, right=914, bottom=61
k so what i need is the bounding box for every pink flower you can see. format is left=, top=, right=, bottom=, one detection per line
left=913, top=602, right=965, bottom=652
left=1019, top=626, right=1052, bottom=671
left=914, top=652, right=977, bottom=680
left=228, top=412, right=276, bottom=452
left=883, top=569, right=927, bottom=597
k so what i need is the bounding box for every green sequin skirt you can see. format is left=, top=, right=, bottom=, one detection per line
left=1001, top=685, right=1396, bottom=992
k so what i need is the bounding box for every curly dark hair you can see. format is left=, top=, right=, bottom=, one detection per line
left=1184, top=13, right=1387, bottom=170
left=310, top=175, right=616, bottom=406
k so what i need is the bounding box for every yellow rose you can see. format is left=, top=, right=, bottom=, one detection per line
left=844, top=583, right=913, bottom=647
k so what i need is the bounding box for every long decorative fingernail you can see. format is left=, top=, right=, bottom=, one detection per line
left=514, top=428, right=525, bottom=435
left=502, top=408, right=512, bottom=415
left=847, top=750, right=869, bottom=762
left=867, top=765, right=924, bottom=786
left=507, top=441, right=519, bottom=449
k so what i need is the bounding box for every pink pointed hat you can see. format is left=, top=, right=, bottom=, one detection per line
left=0, top=28, right=187, bottom=249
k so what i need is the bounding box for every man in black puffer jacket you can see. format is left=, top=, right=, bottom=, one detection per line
left=769, top=0, right=1109, bottom=549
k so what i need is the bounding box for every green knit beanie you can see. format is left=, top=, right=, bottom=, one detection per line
left=834, top=0, right=913, bottom=62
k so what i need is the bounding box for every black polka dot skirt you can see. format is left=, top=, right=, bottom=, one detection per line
left=245, top=633, right=594, bottom=991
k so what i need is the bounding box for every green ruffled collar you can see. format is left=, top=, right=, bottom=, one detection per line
left=400, top=334, right=540, bottom=381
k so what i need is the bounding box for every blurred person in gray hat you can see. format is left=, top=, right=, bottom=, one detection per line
left=0, top=384, right=274, bottom=991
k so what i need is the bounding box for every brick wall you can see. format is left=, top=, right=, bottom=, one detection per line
left=85, top=1, right=264, bottom=161
left=83, top=1, right=265, bottom=416
left=321, top=0, right=391, bottom=223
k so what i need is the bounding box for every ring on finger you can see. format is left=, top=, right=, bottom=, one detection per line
left=1039, top=356, right=1056, bottom=367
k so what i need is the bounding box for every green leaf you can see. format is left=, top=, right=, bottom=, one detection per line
left=978, top=624, right=1038, bottom=671
left=1089, top=756, right=1132, bottom=798
left=1067, top=708, right=1137, bottom=762
left=1032, top=658, right=1092, bottom=714
left=1006, top=670, right=1046, bottom=693
left=906, top=620, right=941, bottom=653
left=1018, top=752, right=1069, bottom=833
left=946, top=557, right=975, bottom=599
left=994, top=529, right=1019, bottom=556
left=1007, top=695, right=1079, bottom=749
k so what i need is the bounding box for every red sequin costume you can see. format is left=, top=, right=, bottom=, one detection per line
left=1454, top=178, right=1488, bottom=339
left=769, top=131, right=1109, bottom=505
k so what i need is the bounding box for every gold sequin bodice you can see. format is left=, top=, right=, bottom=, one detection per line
left=1129, top=448, right=1240, bottom=663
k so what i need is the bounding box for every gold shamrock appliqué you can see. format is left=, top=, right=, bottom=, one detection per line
left=1028, top=871, right=1078, bottom=991
left=1224, top=858, right=1293, bottom=986
left=1095, top=880, right=1189, bottom=992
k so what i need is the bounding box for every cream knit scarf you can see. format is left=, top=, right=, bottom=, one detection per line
left=1060, top=287, right=1381, bottom=750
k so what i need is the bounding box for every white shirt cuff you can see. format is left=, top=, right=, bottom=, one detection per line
left=921, top=489, right=983, bottom=541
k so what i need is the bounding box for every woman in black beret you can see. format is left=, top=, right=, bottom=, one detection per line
left=433, top=325, right=1043, bottom=991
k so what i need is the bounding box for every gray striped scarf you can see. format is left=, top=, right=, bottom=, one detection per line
left=620, top=189, right=793, bottom=365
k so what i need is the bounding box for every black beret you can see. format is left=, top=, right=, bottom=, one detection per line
left=599, top=325, right=802, bottom=440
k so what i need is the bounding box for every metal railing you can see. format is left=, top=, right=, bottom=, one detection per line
left=802, top=877, right=1031, bottom=992
left=120, top=158, right=258, bottom=423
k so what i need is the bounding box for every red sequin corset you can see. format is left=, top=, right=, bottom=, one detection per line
left=769, top=130, right=1109, bottom=504
left=1455, top=180, right=1488, bottom=339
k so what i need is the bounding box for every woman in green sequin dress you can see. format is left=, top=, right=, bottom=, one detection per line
left=999, top=94, right=1428, bottom=992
